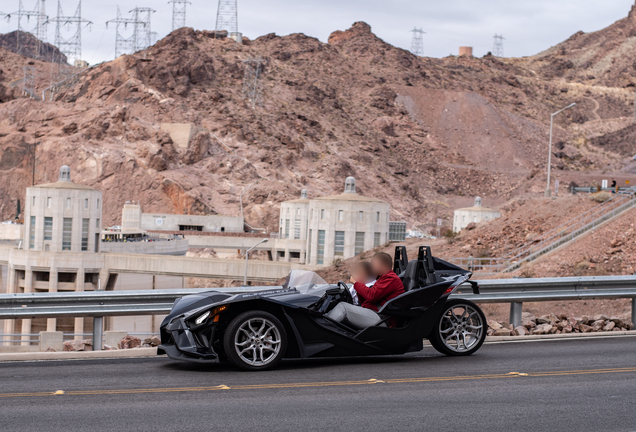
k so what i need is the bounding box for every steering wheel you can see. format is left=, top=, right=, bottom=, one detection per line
left=337, top=281, right=354, bottom=305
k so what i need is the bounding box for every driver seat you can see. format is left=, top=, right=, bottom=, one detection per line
left=401, top=259, right=424, bottom=292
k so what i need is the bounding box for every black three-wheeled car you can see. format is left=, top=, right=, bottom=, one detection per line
left=159, top=246, right=486, bottom=370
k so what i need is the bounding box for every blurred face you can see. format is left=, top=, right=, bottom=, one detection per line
left=371, top=257, right=390, bottom=276
left=352, top=265, right=370, bottom=283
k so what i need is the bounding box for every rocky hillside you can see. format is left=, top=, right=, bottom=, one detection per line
left=0, top=31, right=67, bottom=64
left=0, top=11, right=635, bottom=229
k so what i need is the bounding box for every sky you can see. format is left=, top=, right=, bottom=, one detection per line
left=0, top=0, right=634, bottom=65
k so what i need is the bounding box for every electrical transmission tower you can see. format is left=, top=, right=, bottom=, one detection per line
left=35, top=0, right=48, bottom=59
left=215, top=0, right=238, bottom=36
left=3, top=1, right=42, bottom=56
left=22, top=65, right=36, bottom=98
left=410, top=27, right=426, bottom=57
left=105, top=6, right=137, bottom=58
left=168, top=0, right=190, bottom=31
left=242, top=56, right=263, bottom=108
left=48, top=0, right=92, bottom=65
left=493, top=34, right=505, bottom=57
left=129, top=7, right=155, bottom=52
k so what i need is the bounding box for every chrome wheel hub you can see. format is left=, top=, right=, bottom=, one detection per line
left=234, top=318, right=282, bottom=366
left=439, top=304, right=484, bottom=353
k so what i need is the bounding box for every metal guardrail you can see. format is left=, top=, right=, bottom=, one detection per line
left=1, top=276, right=636, bottom=350
left=448, top=194, right=636, bottom=273
left=571, top=186, right=636, bottom=194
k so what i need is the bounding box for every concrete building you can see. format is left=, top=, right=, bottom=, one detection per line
left=24, top=166, right=102, bottom=254
left=1, top=166, right=104, bottom=342
left=274, top=178, right=390, bottom=266
left=459, top=46, right=473, bottom=57
left=120, top=202, right=244, bottom=233
left=453, top=197, right=501, bottom=232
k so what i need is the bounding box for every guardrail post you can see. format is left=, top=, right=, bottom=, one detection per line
left=632, top=298, right=636, bottom=326
left=93, top=317, right=103, bottom=351
left=509, top=302, right=523, bottom=327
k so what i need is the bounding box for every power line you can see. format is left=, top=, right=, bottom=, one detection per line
left=410, top=27, right=426, bottom=57
left=47, top=0, right=92, bottom=65
left=168, top=0, right=190, bottom=32
left=215, top=0, right=237, bottom=37
left=242, top=56, right=263, bottom=108
left=493, top=34, right=505, bottom=57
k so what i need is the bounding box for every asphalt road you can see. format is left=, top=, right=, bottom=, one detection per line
left=1, top=337, right=636, bottom=431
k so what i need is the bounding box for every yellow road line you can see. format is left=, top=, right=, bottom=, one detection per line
left=1, top=367, right=636, bottom=399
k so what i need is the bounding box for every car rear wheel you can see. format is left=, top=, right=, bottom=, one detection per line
left=223, top=310, right=287, bottom=371
left=429, top=299, right=486, bottom=356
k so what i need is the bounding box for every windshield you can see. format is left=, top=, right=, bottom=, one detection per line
left=282, top=270, right=334, bottom=296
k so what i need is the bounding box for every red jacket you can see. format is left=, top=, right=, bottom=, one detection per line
left=354, top=271, right=405, bottom=312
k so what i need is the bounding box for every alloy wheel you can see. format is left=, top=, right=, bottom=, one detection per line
left=234, top=318, right=282, bottom=367
left=438, top=303, right=484, bottom=353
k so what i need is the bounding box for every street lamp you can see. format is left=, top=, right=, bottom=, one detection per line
left=243, top=238, right=269, bottom=286
left=545, top=103, right=576, bottom=197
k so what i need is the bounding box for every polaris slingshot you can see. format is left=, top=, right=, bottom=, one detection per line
left=158, top=246, right=486, bottom=371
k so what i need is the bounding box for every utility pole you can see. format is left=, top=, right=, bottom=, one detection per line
left=545, top=103, right=576, bottom=198
left=410, top=27, right=425, bottom=57
left=242, top=56, right=264, bottom=108
left=168, top=0, right=190, bottom=31
left=47, top=0, right=92, bottom=65
left=105, top=6, right=138, bottom=58
left=493, top=34, right=505, bottom=57
left=129, top=7, right=155, bottom=52
left=215, top=0, right=238, bottom=38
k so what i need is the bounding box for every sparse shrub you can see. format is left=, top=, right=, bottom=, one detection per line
left=331, top=258, right=344, bottom=267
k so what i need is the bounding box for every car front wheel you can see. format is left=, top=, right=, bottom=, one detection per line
left=223, top=310, right=287, bottom=371
left=429, top=299, right=487, bottom=356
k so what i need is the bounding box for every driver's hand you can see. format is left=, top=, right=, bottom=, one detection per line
left=349, top=275, right=356, bottom=284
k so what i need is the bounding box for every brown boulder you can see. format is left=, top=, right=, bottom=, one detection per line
left=143, top=336, right=161, bottom=347
left=513, top=326, right=527, bottom=336
left=63, top=339, right=93, bottom=351
left=119, top=335, right=142, bottom=350
left=493, top=329, right=512, bottom=336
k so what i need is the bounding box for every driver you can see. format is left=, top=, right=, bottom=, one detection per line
left=326, top=252, right=405, bottom=329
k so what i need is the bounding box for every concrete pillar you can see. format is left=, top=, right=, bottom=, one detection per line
left=74, top=268, right=85, bottom=340
left=0, top=264, right=5, bottom=293
left=3, top=266, right=16, bottom=343
left=39, top=331, right=63, bottom=352
left=104, top=331, right=127, bottom=349
left=99, top=269, right=109, bottom=290
left=20, top=269, right=33, bottom=346
left=47, top=270, right=58, bottom=332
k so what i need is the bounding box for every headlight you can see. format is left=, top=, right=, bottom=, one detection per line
left=195, top=311, right=210, bottom=325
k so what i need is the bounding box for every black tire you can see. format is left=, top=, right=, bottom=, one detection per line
left=223, top=310, right=287, bottom=371
left=429, top=299, right=487, bottom=356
